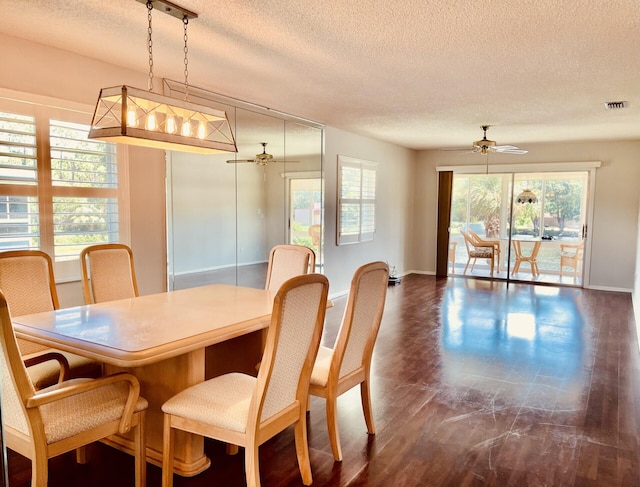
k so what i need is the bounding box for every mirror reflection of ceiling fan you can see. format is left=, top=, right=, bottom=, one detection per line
left=226, top=142, right=299, bottom=166
left=442, top=125, right=528, bottom=154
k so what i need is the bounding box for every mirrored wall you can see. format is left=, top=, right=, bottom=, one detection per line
left=164, top=80, right=324, bottom=290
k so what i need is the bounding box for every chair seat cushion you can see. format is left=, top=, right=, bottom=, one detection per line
left=470, top=248, right=493, bottom=258
left=162, top=373, right=256, bottom=433
left=39, top=378, right=148, bottom=444
left=310, top=346, right=334, bottom=387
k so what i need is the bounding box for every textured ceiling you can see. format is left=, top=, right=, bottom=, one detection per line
left=1, top=0, right=639, bottom=150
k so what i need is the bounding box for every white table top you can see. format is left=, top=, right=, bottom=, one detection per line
left=12, top=284, right=275, bottom=367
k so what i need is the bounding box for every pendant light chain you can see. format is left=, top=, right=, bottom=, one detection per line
left=147, top=1, right=154, bottom=92
left=183, top=17, right=190, bottom=100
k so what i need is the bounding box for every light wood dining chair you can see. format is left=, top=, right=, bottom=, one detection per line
left=264, top=244, right=316, bottom=292
left=0, top=250, right=102, bottom=389
left=161, top=273, right=329, bottom=487
left=80, top=243, right=139, bottom=304
left=0, top=289, right=148, bottom=487
left=309, top=261, right=389, bottom=461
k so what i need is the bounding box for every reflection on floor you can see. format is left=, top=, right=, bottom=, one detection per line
left=7, top=275, right=638, bottom=486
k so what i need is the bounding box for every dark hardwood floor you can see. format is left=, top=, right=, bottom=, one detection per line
left=6, top=274, right=640, bottom=486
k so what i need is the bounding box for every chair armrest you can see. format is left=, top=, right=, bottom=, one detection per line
left=25, top=372, right=141, bottom=434
left=560, top=243, right=582, bottom=250
left=23, top=351, right=70, bottom=384
left=474, top=243, right=496, bottom=250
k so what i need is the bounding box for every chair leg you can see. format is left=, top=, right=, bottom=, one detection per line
left=75, top=446, right=88, bottom=464
left=32, top=449, right=49, bottom=487
left=325, top=394, right=343, bottom=461
left=294, top=413, right=313, bottom=485
left=162, top=414, right=175, bottom=487
left=360, top=378, right=375, bottom=435
left=134, top=411, right=147, bottom=487
left=463, top=258, right=471, bottom=274
left=245, top=442, right=261, bottom=487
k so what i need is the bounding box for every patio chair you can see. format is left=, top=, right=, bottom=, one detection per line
left=460, top=230, right=497, bottom=277
left=560, top=241, right=584, bottom=281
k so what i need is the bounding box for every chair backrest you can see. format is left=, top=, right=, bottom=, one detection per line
left=0, top=250, right=59, bottom=316
left=331, top=261, right=389, bottom=380
left=467, top=228, right=482, bottom=241
left=0, top=290, right=39, bottom=440
left=80, top=243, right=139, bottom=304
left=252, top=273, right=328, bottom=424
left=264, top=244, right=316, bottom=293
left=460, top=230, right=475, bottom=252
left=0, top=250, right=59, bottom=355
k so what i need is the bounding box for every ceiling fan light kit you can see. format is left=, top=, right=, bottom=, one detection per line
left=88, top=0, right=237, bottom=154
left=443, top=125, right=528, bottom=155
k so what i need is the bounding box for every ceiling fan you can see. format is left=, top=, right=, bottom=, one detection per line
left=226, top=142, right=299, bottom=166
left=443, top=125, right=528, bottom=155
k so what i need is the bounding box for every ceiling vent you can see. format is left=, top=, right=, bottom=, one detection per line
left=603, top=101, right=628, bottom=110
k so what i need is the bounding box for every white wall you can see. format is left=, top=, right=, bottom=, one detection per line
left=414, top=140, right=640, bottom=291
left=633, top=169, right=640, bottom=344
left=323, top=127, right=416, bottom=295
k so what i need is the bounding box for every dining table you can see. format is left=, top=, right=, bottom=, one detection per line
left=11, top=283, right=279, bottom=477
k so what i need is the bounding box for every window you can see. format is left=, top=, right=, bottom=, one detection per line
left=337, top=155, right=376, bottom=245
left=0, top=95, right=127, bottom=279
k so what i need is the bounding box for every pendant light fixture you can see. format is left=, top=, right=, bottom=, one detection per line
left=516, top=188, right=538, bottom=204
left=88, top=0, right=237, bottom=154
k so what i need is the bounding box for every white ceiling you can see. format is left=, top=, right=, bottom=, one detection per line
left=1, top=0, right=639, bottom=150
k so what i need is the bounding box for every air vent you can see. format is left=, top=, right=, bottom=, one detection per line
left=604, top=101, right=628, bottom=110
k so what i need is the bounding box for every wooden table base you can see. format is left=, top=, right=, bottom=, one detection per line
left=102, top=331, right=265, bottom=476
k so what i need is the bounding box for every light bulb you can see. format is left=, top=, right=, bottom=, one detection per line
left=166, top=116, right=176, bottom=134
left=181, top=121, right=191, bottom=137
left=146, top=113, right=158, bottom=131
left=126, top=108, right=138, bottom=127
left=197, top=122, right=206, bottom=140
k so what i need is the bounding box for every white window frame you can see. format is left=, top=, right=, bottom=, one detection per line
left=0, top=90, right=130, bottom=281
left=337, top=155, right=376, bottom=245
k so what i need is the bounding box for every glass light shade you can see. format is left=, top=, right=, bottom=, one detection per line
left=166, top=116, right=177, bottom=134
left=88, top=85, right=237, bottom=154
left=516, top=188, right=538, bottom=204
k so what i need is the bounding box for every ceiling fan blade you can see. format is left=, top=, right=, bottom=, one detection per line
left=271, top=160, right=300, bottom=163
left=226, top=159, right=257, bottom=163
left=441, top=147, right=476, bottom=152
left=493, top=145, right=528, bottom=154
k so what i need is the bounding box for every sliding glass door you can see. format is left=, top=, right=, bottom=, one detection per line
left=450, top=170, right=589, bottom=286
